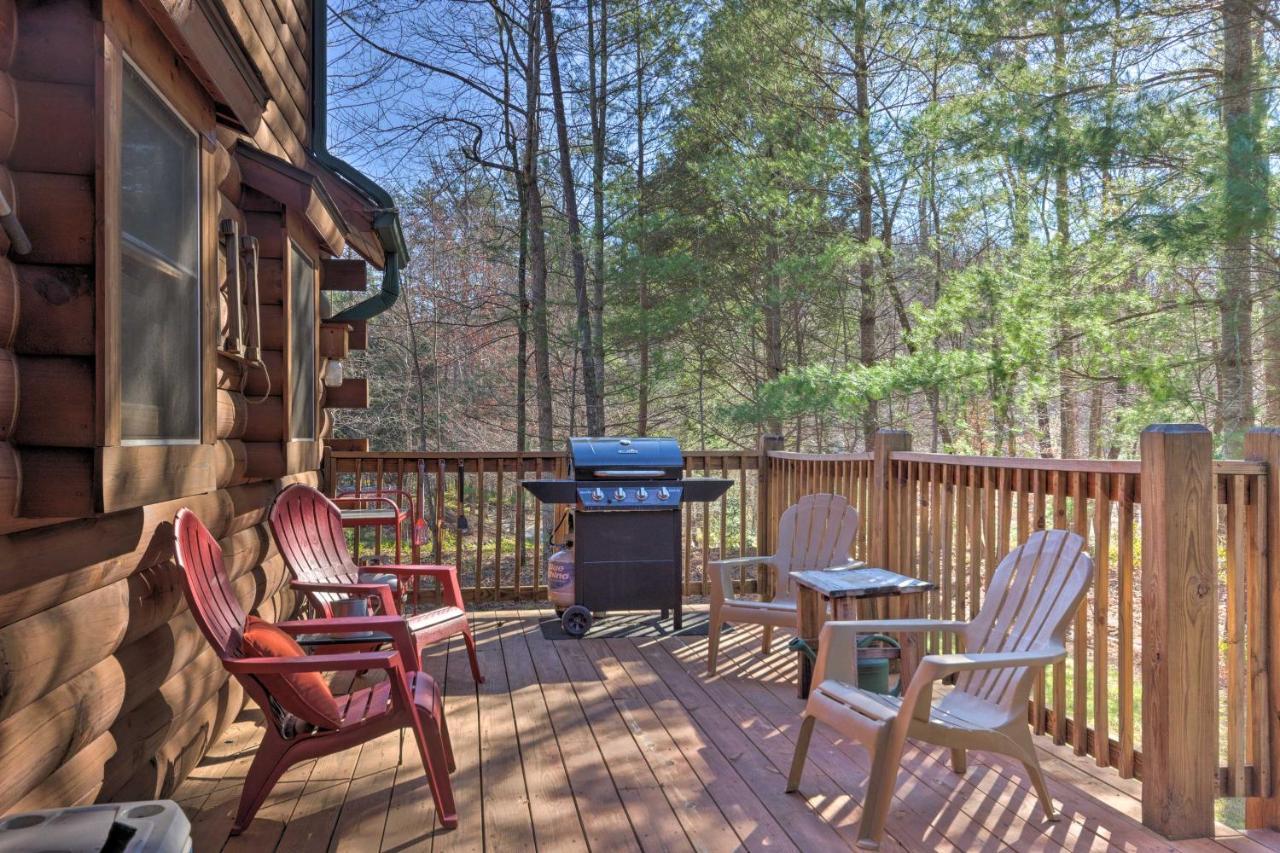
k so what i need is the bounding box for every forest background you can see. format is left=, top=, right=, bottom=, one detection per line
left=327, top=0, right=1277, bottom=459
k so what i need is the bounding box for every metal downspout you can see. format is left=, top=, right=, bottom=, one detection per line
left=311, top=0, right=408, bottom=322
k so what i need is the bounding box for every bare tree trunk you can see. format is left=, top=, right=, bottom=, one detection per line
left=498, top=9, right=529, bottom=453
left=542, top=0, right=604, bottom=435
left=587, top=0, right=608, bottom=424
left=524, top=0, right=553, bottom=451
left=1267, top=273, right=1280, bottom=424
left=1053, top=16, right=1077, bottom=458
left=855, top=0, right=876, bottom=447
left=764, top=242, right=784, bottom=437
left=1087, top=385, right=1103, bottom=457
left=1036, top=400, right=1053, bottom=458
left=1220, top=0, right=1259, bottom=454
left=635, top=26, right=650, bottom=436
left=401, top=282, right=430, bottom=451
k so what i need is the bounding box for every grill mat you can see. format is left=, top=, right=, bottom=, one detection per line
left=536, top=610, right=733, bottom=640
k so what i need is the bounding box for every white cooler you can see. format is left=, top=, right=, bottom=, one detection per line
left=0, top=800, right=191, bottom=853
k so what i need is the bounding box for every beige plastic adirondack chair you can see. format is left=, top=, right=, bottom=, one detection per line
left=785, top=528, right=1093, bottom=849
left=707, top=493, right=861, bottom=675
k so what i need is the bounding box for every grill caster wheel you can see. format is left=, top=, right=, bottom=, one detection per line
left=562, top=605, right=593, bottom=638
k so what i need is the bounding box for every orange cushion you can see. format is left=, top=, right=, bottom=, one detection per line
left=240, top=616, right=342, bottom=729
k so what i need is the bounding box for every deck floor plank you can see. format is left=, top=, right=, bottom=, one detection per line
left=495, top=610, right=590, bottom=851
left=169, top=608, right=1255, bottom=852
left=474, top=617, right=538, bottom=851
left=704, top=623, right=1109, bottom=851
left=629, top=616, right=891, bottom=851
left=431, top=633, right=485, bottom=853
left=186, top=713, right=273, bottom=851
left=668, top=623, right=983, bottom=851
left=382, top=629, right=452, bottom=852
left=574, top=628, right=748, bottom=850
left=604, top=635, right=800, bottom=853
left=515, top=606, right=644, bottom=851
left=174, top=708, right=264, bottom=820
left=536, top=612, right=695, bottom=851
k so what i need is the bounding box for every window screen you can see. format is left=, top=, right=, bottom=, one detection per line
left=119, top=63, right=201, bottom=441
left=290, top=244, right=316, bottom=440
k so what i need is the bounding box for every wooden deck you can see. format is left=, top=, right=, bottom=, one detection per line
left=176, top=607, right=1280, bottom=852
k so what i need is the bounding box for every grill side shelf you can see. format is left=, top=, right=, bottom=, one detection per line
left=679, top=478, right=733, bottom=502
left=519, top=480, right=579, bottom=504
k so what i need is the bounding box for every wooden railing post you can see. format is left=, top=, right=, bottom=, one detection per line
left=870, top=429, right=911, bottom=570
left=1140, top=424, right=1216, bottom=839
left=321, top=447, right=335, bottom=496
left=756, top=434, right=783, bottom=599
left=1246, top=427, right=1280, bottom=827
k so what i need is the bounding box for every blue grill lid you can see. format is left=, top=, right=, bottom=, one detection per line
left=567, top=437, right=683, bottom=479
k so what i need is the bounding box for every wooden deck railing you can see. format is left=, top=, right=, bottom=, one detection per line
left=326, top=423, right=1280, bottom=837
left=324, top=449, right=763, bottom=600
left=755, top=427, right=1277, bottom=839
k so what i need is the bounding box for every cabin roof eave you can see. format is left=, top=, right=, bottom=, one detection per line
left=235, top=142, right=351, bottom=256
left=138, top=0, right=269, bottom=135
left=308, top=164, right=388, bottom=269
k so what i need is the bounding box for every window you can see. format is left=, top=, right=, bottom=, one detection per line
left=118, top=62, right=201, bottom=441
left=290, top=243, right=316, bottom=440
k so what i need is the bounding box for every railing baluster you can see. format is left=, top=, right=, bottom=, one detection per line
left=983, top=465, right=996, bottom=589
left=1247, top=464, right=1271, bottom=800
left=514, top=456, right=525, bottom=598
left=475, top=459, right=486, bottom=602
left=495, top=460, right=505, bottom=602
left=1118, top=472, right=1136, bottom=777
left=739, top=454, right=748, bottom=593
left=1227, top=473, right=1247, bottom=795
left=701, top=455, right=711, bottom=595
left=1093, top=468, right=1111, bottom=767
left=533, top=456, right=544, bottom=594
left=373, top=457, right=385, bottom=560
left=434, top=458, right=445, bottom=565
left=1051, top=469, right=1067, bottom=745
left=455, top=461, right=465, bottom=595
left=1072, top=469, right=1089, bottom=756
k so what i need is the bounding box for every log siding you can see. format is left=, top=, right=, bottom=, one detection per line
left=0, top=0, right=379, bottom=811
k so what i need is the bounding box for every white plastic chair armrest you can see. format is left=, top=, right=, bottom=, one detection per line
left=709, top=555, right=778, bottom=569
left=709, top=555, right=777, bottom=603
left=890, top=647, right=1067, bottom=731
left=813, top=620, right=969, bottom=686
left=912, top=648, right=1066, bottom=683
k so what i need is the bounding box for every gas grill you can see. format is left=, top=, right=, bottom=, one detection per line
left=522, top=437, right=732, bottom=636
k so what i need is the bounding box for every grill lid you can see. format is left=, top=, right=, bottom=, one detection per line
left=568, top=436, right=683, bottom=480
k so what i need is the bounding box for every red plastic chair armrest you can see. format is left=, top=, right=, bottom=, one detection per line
left=379, top=565, right=464, bottom=609
left=290, top=580, right=400, bottom=615
left=274, top=616, right=420, bottom=669
left=224, top=649, right=401, bottom=675
left=333, top=495, right=405, bottom=520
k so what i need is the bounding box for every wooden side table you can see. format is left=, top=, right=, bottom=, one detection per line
left=791, top=567, right=935, bottom=698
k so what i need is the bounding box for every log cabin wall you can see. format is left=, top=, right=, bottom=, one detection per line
left=0, top=0, right=374, bottom=812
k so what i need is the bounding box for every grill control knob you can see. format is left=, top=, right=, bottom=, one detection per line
left=657, top=486, right=670, bottom=501
left=637, top=488, right=648, bottom=501
left=614, top=487, right=627, bottom=501
left=591, top=488, right=604, bottom=502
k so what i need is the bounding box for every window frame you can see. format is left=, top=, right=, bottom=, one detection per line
left=93, top=16, right=219, bottom=514
left=283, top=213, right=323, bottom=474
left=117, top=56, right=204, bottom=447
left=287, top=238, right=318, bottom=443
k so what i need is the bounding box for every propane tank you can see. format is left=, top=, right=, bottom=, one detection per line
left=547, top=547, right=575, bottom=612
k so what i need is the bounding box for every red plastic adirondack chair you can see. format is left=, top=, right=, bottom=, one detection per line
left=269, top=483, right=484, bottom=683
left=172, top=508, right=458, bottom=834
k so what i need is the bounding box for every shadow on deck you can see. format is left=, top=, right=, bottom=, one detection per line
left=174, top=606, right=1280, bottom=852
